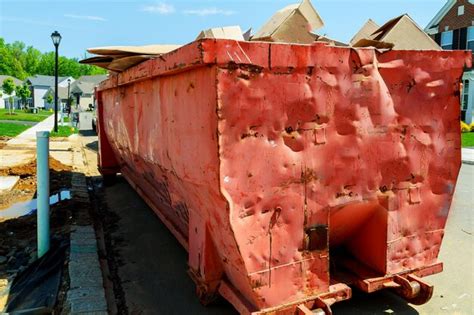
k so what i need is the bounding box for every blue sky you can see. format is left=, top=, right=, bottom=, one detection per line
left=0, top=0, right=445, bottom=59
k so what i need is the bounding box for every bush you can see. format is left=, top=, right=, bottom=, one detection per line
left=461, top=121, right=470, bottom=133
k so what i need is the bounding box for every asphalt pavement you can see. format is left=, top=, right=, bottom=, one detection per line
left=100, top=163, right=473, bottom=315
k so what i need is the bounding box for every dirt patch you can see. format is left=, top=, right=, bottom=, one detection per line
left=0, top=198, right=73, bottom=311
left=0, top=157, right=72, bottom=210
left=0, top=137, right=10, bottom=150
left=51, top=137, right=69, bottom=142
left=0, top=178, right=94, bottom=313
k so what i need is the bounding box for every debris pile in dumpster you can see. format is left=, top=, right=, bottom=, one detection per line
left=87, top=0, right=472, bottom=314
left=81, top=0, right=339, bottom=72
left=81, top=0, right=441, bottom=74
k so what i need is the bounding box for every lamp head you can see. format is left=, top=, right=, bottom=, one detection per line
left=51, top=31, right=62, bottom=46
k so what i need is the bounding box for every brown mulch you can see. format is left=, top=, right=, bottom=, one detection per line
left=0, top=157, right=72, bottom=210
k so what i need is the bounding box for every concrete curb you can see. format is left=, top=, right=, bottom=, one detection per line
left=461, top=148, right=474, bottom=165
left=65, top=150, right=108, bottom=314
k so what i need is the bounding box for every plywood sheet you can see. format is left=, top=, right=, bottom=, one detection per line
left=88, top=44, right=181, bottom=56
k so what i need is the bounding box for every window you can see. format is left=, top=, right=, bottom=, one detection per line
left=468, top=26, right=474, bottom=51
left=462, top=80, right=469, bottom=111
left=458, top=5, right=465, bottom=15
left=441, top=31, right=453, bottom=49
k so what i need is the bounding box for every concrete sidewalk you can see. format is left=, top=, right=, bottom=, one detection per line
left=462, top=148, right=474, bottom=165
left=6, top=115, right=55, bottom=146
left=0, top=115, right=73, bottom=168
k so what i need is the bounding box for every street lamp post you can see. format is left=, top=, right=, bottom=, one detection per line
left=67, top=78, right=71, bottom=116
left=51, top=31, right=62, bottom=133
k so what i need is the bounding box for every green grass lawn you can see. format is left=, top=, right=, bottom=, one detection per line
left=0, top=108, right=52, bottom=122
left=462, top=132, right=474, bottom=148
left=0, top=122, right=30, bottom=137
left=51, top=125, right=78, bottom=138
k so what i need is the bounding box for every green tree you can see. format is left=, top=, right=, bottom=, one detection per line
left=21, top=46, right=41, bottom=75
left=15, top=84, right=31, bottom=109
left=0, top=37, right=107, bottom=79
left=2, top=77, right=16, bottom=114
left=46, top=93, right=53, bottom=105
left=0, top=40, right=26, bottom=80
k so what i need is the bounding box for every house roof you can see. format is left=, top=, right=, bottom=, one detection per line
left=0, top=75, right=23, bottom=86
left=71, top=81, right=96, bottom=94
left=364, top=14, right=441, bottom=50
left=43, top=86, right=69, bottom=100
left=425, top=0, right=457, bottom=33
left=27, top=75, right=69, bottom=87
left=350, top=19, right=380, bottom=45
left=71, top=75, right=108, bottom=94
left=42, top=75, right=106, bottom=99
left=77, top=75, right=108, bottom=85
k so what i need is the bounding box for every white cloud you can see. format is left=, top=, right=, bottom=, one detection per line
left=64, top=14, right=107, bottom=21
left=0, top=16, right=76, bottom=29
left=142, top=2, right=175, bottom=14
left=183, top=7, right=236, bottom=16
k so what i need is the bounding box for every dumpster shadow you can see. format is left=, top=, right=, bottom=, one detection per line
left=97, top=175, right=237, bottom=315
left=78, top=130, right=98, bottom=153
left=79, top=130, right=96, bottom=137
left=332, top=288, right=419, bottom=314
left=85, top=140, right=98, bottom=153
left=97, top=175, right=422, bottom=315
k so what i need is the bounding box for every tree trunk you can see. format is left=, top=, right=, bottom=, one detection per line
left=8, top=97, right=13, bottom=115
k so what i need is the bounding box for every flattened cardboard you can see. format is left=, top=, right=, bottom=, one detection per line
left=354, top=15, right=441, bottom=50
left=196, top=26, right=244, bottom=41
left=253, top=0, right=323, bottom=43
left=315, top=35, right=349, bottom=47
left=107, top=55, right=154, bottom=72
left=352, top=38, right=394, bottom=49
left=87, top=44, right=181, bottom=56
left=350, top=19, right=380, bottom=46
left=270, top=10, right=318, bottom=44
left=376, top=15, right=441, bottom=50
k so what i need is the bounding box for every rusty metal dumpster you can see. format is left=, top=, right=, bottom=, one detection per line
left=96, top=39, right=471, bottom=314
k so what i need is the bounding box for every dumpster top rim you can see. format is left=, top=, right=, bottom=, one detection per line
left=96, top=38, right=472, bottom=92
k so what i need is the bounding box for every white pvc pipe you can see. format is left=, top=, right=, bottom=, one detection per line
left=36, top=131, right=50, bottom=258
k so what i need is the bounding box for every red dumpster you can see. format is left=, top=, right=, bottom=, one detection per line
left=96, top=39, right=470, bottom=314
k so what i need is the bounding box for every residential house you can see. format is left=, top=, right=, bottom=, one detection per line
left=43, top=85, right=71, bottom=111
left=26, top=75, right=74, bottom=109
left=425, top=0, right=474, bottom=123
left=0, top=75, right=23, bottom=109
left=71, top=75, right=108, bottom=111
left=42, top=74, right=107, bottom=112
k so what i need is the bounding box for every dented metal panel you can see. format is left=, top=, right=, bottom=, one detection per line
left=96, top=39, right=471, bottom=314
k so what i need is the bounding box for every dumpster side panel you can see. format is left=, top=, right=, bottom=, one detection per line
left=217, top=68, right=328, bottom=307
left=99, top=65, right=258, bottom=305
left=103, top=69, right=222, bottom=237
left=96, top=90, right=120, bottom=175
left=100, top=66, right=220, bottom=241
left=377, top=50, right=468, bottom=274
left=216, top=43, right=470, bottom=309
